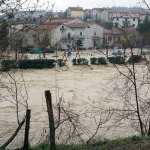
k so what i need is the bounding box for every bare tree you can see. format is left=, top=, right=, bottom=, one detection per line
left=108, top=27, right=150, bottom=136
left=0, top=70, right=28, bottom=125
left=142, top=0, right=150, bottom=10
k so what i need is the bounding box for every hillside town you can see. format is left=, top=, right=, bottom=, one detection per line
left=7, top=6, right=150, bottom=52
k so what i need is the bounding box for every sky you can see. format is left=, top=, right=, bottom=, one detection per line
left=43, top=0, right=149, bottom=11
left=21, top=0, right=150, bottom=12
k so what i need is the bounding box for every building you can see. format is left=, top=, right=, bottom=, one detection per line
left=43, top=18, right=82, bottom=24
left=8, top=24, right=36, bottom=51
left=103, top=28, right=122, bottom=47
left=84, top=9, right=92, bottom=21
left=21, top=19, right=83, bottom=49
left=91, top=8, right=104, bottom=22
left=67, top=7, right=84, bottom=20
left=112, top=12, right=140, bottom=28
left=100, top=9, right=113, bottom=22
left=24, top=19, right=104, bottom=50
left=64, top=22, right=104, bottom=49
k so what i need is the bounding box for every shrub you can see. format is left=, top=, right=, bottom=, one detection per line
left=90, top=57, right=97, bottom=65
left=90, top=57, right=107, bottom=65
left=57, top=59, right=66, bottom=67
left=97, top=57, right=107, bottom=65
left=18, top=59, right=56, bottom=69
left=72, top=58, right=77, bottom=65
left=108, top=56, right=125, bottom=64
left=72, top=58, right=88, bottom=65
left=128, top=55, right=142, bottom=64
left=1, top=60, right=17, bottom=71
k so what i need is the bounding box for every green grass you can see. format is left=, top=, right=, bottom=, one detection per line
left=31, top=136, right=150, bottom=150
left=31, top=144, right=87, bottom=150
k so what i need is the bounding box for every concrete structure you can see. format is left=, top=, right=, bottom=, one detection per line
left=112, top=12, right=140, bottom=28
left=100, top=9, right=112, bottom=22
left=103, top=28, right=122, bottom=47
left=64, top=22, right=104, bottom=49
left=24, top=20, right=103, bottom=50
left=67, top=7, right=84, bottom=20
left=8, top=24, right=36, bottom=51
left=84, top=9, right=92, bottom=21
left=91, top=8, right=103, bottom=22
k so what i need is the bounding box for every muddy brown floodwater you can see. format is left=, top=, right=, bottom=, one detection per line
left=0, top=65, right=140, bottom=149
left=1, top=49, right=147, bottom=149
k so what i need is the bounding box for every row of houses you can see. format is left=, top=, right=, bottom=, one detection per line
left=22, top=18, right=104, bottom=50
left=66, top=7, right=150, bottom=29
left=10, top=18, right=136, bottom=50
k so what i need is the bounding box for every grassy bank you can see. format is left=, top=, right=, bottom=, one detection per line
left=31, top=136, right=150, bottom=150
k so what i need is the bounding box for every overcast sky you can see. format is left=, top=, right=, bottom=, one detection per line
left=43, top=0, right=149, bottom=11
left=24, top=0, right=149, bottom=12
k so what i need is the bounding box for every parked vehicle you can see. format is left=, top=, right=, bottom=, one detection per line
left=111, top=47, right=122, bottom=55
left=41, top=49, right=46, bottom=53
left=30, top=49, right=43, bottom=54
left=45, top=48, right=55, bottom=53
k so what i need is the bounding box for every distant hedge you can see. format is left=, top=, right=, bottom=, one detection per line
left=90, top=57, right=107, bottom=65
left=128, top=55, right=142, bottom=64
left=108, top=56, right=125, bottom=64
left=1, top=60, right=17, bottom=71
left=72, top=58, right=88, bottom=65
left=1, top=59, right=62, bottom=71
left=18, top=59, right=56, bottom=69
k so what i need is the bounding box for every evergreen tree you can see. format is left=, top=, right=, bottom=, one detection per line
left=0, top=21, right=9, bottom=52
left=138, top=15, right=150, bottom=33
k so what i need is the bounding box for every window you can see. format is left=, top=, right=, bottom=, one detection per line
left=24, top=39, right=28, bottom=42
left=94, top=32, right=96, bottom=36
left=133, top=24, right=135, bottom=27
left=133, top=18, right=135, bottom=21
left=80, top=32, right=82, bottom=36
left=117, top=18, right=119, bottom=21
left=68, top=33, right=71, bottom=39
left=108, top=36, right=112, bottom=41
left=115, top=23, right=118, bottom=27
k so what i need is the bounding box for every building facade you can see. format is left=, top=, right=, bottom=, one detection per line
left=112, top=12, right=140, bottom=28
left=67, top=7, right=84, bottom=20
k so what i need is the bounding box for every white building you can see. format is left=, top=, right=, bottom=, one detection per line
left=26, top=20, right=104, bottom=50
left=64, top=22, right=103, bottom=49
left=91, top=8, right=104, bottom=22
left=112, top=12, right=140, bottom=28
left=67, top=7, right=84, bottom=20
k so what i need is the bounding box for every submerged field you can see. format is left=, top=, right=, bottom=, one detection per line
left=0, top=49, right=149, bottom=149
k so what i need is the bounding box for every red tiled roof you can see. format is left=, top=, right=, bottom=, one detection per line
left=44, top=18, right=74, bottom=24
left=105, top=9, right=117, bottom=13
left=85, top=9, right=92, bottom=12
left=112, top=12, right=140, bottom=18
left=36, top=24, right=59, bottom=30
left=92, top=8, right=104, bottom=11
left=92, top=36, right=101, bottom=39
left=66, top=22, right=97, bottom=28
left=67, top=22, right=89, bottom=28
left=68, top=7, right=84, bottom=11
